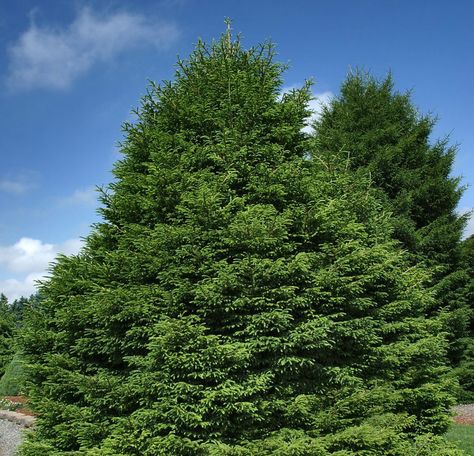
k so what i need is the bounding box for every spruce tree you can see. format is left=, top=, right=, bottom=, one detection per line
left=312, top=72, right=465, bottom=265
left=313, top=72, right=471, bottom=385
left=20, top=32, right=461, bottom=455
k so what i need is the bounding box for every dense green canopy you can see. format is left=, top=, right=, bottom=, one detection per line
left=313, top=72, right=472, bottom=396
left=19, top=33, right=461, bottom=455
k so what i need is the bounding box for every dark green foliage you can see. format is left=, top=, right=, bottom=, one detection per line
left=0, top=293, right=15, bottom=377
left=19, top=33, right=460, bottom=454
left=461, top=235, right=474, bottom=270
left=313, top=72, right=472, bottom=392
left=454, top=235, right=474, bottom=402
left=11, top=293, right=42, bottom=323
left=313, top=72, right=465, bottom=267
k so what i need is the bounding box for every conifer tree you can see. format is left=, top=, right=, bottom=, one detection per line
left=312, top=72, right=465, bottom=266
left=0, top=293, right=15, bottom=377
left=20, top=32, right=461, bottom=455
left=455, top=234, right=474, bottom=401
left=313, top=72, right=471, bottom=388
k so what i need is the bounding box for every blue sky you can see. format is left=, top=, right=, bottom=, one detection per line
left=0, top=0, right=472, bottom=300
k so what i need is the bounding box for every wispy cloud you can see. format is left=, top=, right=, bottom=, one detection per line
left=0, top=237, right=83, bottom=300
left=61, top=186, right=97, bottom=206
left=0, top=173, right=37, bottom=194
left=6, top=7, right=180, bottom=91
left=280, top=86, right=333, bottom=133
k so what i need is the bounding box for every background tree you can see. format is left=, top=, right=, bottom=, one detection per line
left=11, top=293, right=42, bottom=324
left=453, top=234, right=474, bottom=401
left=313, top=72, right=471, bottom=394
left=312, top=72, right=465, bottom=265
left=0, top=293, right=41, bottom=396
left=19, top=33, right=461, bottom=455
left=0, top=293, right=15, bottom=377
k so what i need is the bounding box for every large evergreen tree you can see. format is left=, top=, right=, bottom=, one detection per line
left=312, top=72, right=471, bottom=386
left=20, top=33, right=461, bottom=455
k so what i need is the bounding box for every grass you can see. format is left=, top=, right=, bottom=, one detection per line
left=446, top=424, right=474, bottom=455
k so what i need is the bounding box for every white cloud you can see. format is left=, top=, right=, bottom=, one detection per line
left=6, top=7, right=180, bottom=91
left=280, top=86, right=333, bottom=134
left=0, top=179, right=30, bottom=194
left=62, top=186, right=97, bottom=206
left=0, top=237, right=83, bottom=300
left=0, top=272, right=44, bottom=302
left=0, top=174, right=36, bottom=194
left=303, top=91, right=333, bottom=133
